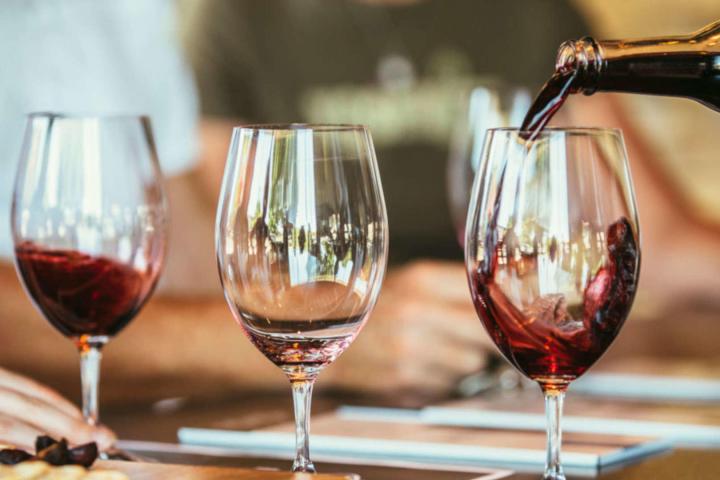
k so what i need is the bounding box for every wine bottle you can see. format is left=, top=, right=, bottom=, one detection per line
left=557, top=19, right=720, bottom=110
left=521, top=19, right=720, bottom=137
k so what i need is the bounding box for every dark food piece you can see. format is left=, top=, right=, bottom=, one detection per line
left=37, top=438, right=70, bottom=466
left=35, top=435, right=57, bottom=453
left=68, top=442, right=98, bottom=468
left=0, top=435, right=98, bottom=467
left=0, top=448, right=33, bottom=465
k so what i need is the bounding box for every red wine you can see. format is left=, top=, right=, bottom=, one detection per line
left=470, top=218, right=639, bottom=389
left=520, top=70, right=577, bottom=140
left=522, top=20, right=720, bottom=139
left=14, top=242, right=158, bottom=339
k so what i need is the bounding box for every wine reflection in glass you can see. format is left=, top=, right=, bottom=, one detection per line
left=465, top=128, right=640, bottom=479
left=12, top=113, right=167, bottom=453
left=216, top=124, right=388, bottom=473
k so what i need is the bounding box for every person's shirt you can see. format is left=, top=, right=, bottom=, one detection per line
left=184, top=0, right=589, bottom=263
left=0, top=0, right=199, bottom=259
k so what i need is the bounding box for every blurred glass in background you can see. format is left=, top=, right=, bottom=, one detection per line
left=447, top=85, right=531, bottom=246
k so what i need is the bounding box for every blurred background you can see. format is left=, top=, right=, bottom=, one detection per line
left=0, top=0, right=718, bottom=420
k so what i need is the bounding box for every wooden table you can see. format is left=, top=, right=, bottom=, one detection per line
left=104, top=391, right=720, bottom=479
left=97, top=460, right=353, bottom=479
left=106, top=447, right=719, bottom=480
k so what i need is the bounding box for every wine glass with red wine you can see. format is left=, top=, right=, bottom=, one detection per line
left=216, top=124, right=388, bottom=473
left=11, top=113, right=166, bottom=449
left=465, top=128, right=640, bottom=480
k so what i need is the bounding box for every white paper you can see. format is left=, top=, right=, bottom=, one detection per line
left=571, top=373, right=720, bottom=402
left=177, top=426, right=669, bottom=473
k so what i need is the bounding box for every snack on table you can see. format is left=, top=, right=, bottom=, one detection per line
left=0, top=437, right=127, bottom=479
left=0, top=461, right=129, bottom=479
left=0, top=436, right=97, bottom=467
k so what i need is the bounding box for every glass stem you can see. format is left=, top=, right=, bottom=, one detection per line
left=543, top=390, right=566, bottom=480
left=79, top=339, right=105, bottom=426
left=290, top=379, right=316, bottom=473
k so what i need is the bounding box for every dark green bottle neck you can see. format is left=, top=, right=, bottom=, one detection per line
left=556, top=21, right=720, bottom=110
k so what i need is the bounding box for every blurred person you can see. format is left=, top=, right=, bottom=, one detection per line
left=183, top=0, right=590, bottom=256
left=5, top=0, right=715, bottom=452
left=0, top=0, right=563, bottom=407
left=0, top=1, right=587, bottom=448
left=182, top=0, right=720, bottom=382
left=179, top=0, right=591, bottom=391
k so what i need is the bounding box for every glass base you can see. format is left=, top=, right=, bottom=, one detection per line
left=543, top=466, right=566, bottom=480
left=292, top=459, right=317, bottom=473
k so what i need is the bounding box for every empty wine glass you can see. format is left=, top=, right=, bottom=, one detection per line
left=12, top=113, right=167, bottom=445
left=465, top=128, right=640, bottom=479
left=216, top=124, right=388, bottom=472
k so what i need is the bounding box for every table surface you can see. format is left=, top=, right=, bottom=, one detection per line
left=103, top=391, right=720, bottom=480
left=96, top=460, right=353, bottom=479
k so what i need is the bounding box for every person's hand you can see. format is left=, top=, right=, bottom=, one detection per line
left=0, top=368, right=115, bottom=451
left=327, top=260, right=492, bottom=397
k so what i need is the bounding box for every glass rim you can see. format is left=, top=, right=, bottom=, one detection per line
left=234, top=123, right=369, bottom=133
left=27, top=111, right=151, bottom=121
left=488, top=126, right=622, bottom=136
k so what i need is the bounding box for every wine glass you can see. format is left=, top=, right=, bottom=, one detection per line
left=11, top=113, right=166, bottom=443
left=447, top=85, right=531, bottom=246
left=216, top=124, right=388, bottom=473
left=465, top=128, right=640, bottom=479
